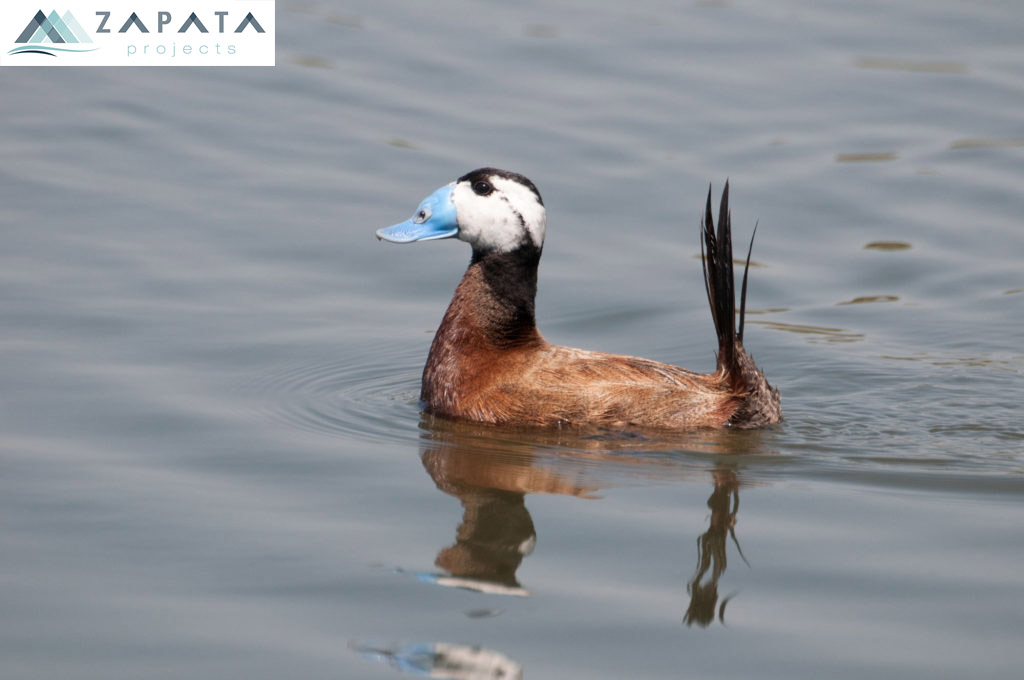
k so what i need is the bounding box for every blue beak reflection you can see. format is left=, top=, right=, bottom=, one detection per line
left=376, top=185, right=458, bottom=243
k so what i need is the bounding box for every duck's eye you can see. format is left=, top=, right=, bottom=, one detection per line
left=414, top=207, right=431, bottom=224
left=472, top=180, right=494, bottom=196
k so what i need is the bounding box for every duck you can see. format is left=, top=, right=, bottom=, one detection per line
left=376, top=168, right=781, bottom=429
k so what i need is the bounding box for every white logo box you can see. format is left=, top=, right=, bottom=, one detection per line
left=0, top=1, right=275, bottom=66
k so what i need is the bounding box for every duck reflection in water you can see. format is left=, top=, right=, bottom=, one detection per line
left=684, top=466, right=747, bottom=627
left=352, top=640, right=522, bottom=680
left=425, top=472, right=536, bottom=596
left=417, top=414, right=763, bottom=626
left=419, top=415, right=596, bottom=597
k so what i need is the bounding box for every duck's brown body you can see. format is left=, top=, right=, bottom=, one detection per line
left=422, top=259, right=776, bottom=429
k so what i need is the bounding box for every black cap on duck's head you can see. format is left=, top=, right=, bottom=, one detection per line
left=376, top=168, right=546, bottom=256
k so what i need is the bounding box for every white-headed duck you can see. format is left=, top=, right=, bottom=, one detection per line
left=376, top=168, right=781, bottom=429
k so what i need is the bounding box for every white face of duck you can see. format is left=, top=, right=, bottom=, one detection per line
left=376, top=168, right=546, bottom=253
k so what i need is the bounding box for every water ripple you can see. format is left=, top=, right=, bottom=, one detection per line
left=242, top=343, right=423, bottom=444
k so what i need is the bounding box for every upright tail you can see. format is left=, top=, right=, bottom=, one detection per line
left=700, top=182, right=782, bottom=426
left=701, top=181, right=754, bottom=380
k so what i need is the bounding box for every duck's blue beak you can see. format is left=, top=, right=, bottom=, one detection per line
left=376, top=185, right=458, bottom=243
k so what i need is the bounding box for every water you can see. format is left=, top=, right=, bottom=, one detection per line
left=2, top=1, right=1023, bottom=678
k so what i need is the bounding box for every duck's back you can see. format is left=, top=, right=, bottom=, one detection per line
left=457, top=343, right=743, bottom=429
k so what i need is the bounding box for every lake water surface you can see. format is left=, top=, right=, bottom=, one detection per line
left=2, top=1, right=1023, bottom=678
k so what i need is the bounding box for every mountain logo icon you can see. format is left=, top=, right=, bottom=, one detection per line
left=9, top=10, right=99, bottom=57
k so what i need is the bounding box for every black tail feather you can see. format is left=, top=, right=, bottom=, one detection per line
left=737, top=221, right=756, bottom=342
left=701, top=181, right=753, bottom=378
left=701, top=183, right=782, bottom=426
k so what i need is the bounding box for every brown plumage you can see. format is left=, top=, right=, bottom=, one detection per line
left=377, top=168, right=781, bottom=430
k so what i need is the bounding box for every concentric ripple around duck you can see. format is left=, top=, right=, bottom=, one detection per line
left=242, top=343, right=424, bottom=444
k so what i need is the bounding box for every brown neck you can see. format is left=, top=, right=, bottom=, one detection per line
left=421, top=244, right=544, bottom=412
